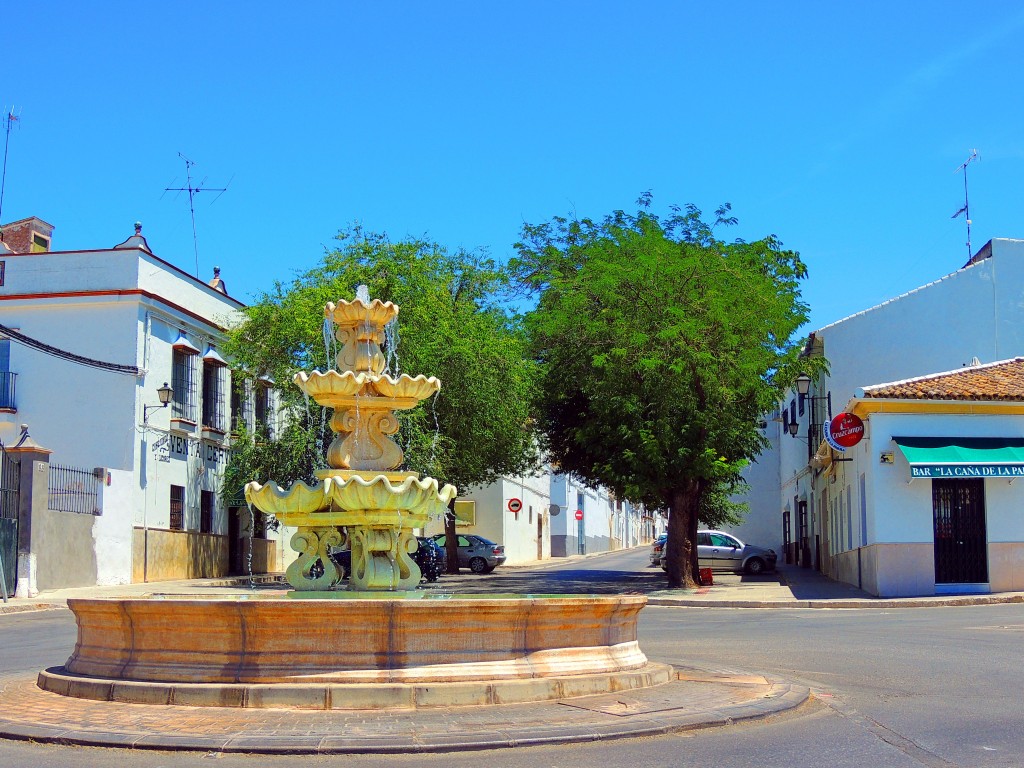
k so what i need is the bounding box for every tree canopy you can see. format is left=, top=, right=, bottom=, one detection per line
left=223, top=227, right=540, bottom=544
left=512, top=194, right=819, bottom=587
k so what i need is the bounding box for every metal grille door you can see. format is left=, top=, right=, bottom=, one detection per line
left=0, top=453, right=20, bottom=594
left=932, top=478, right=988, bottom=584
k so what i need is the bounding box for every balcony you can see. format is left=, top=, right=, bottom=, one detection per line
left=0, top=372, right=17, bottom=411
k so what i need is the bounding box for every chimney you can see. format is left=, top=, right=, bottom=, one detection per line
left=208, top=266, right=227, bottom=295
left=0, top=217, right=54, bottom=253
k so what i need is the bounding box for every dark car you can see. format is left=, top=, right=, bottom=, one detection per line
left=433, top=534, right=506, bottom=574
left=413, top=536, right=444, bottom=582
left=327, top=536, right=444, bottom=583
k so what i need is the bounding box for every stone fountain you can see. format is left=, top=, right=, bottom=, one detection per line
left=38, top=289, right=669, bottom=711
left=244, top=288, right=456, bottom=592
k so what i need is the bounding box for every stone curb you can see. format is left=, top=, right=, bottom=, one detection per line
left=0, top=603, right=63, bottom=616
left=0, top=674, right=811, bottom=754
left=37, top=663, right=676, bottom=710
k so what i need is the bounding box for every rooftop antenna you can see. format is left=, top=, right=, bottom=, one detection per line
left=952, top=149, right=979, bottom=262
left=0, top=107, right=20, bottom=233
left=162, top=153, right=229, bottom=278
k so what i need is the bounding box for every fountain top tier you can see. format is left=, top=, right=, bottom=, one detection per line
left=291, top=290, right=441, bottom=472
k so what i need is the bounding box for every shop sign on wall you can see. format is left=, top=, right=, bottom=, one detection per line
left=825, top=413, right=864, bottom=452
left=910, top=464, right=1024, bottom=479
left=169, top=434, right=226, bottom=466
left=151, top=433, right=171, bottom=463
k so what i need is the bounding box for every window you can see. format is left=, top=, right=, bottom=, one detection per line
left=846, top=485, right=853, bottom=551
left=170, top=485, right=185, bottom=530
left=254, top=382, right=273, bottom=438
left=201, top=363, right=225, bottom=432
left=30, top=234, right=49, bottom=252
left=200, top=490, right=214, bottom=533
left=0, top=338, right=13, bottom=410
left=709, top=533, right=739, bottom=548
left=230, top=378, right=247, bottom=433
left=172, top=349, right=197, bottom=422
left=860, top=474, right=868, bottom=547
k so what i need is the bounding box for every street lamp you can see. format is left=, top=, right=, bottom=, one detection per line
left=795, top=373, right=812, bottom=396
left=143, top=382, right=174, bottom=424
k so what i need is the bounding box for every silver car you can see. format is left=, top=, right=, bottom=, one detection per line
left=697, top=530, right=776, bottom=575
left=433, top=534, right=506, bottom=574
left=661, top=530, right=777, bottom=575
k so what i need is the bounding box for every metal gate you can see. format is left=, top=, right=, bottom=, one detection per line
left=0, top=452, right=20, bottom=595
left=932, top=478, right=988, bottom=584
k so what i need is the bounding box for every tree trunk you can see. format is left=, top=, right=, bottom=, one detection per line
left=443, top=501, right=460, bottom=574
left=663, top=479, right=703, bottom=589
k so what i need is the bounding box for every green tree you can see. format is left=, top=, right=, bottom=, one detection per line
left=512, top=195, right=821, bottom=588
left=223, top=227, right=540, bottom=571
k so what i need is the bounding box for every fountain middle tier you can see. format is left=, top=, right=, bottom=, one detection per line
left=293, top=370, right=440, bottom=410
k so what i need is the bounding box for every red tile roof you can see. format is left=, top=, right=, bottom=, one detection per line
left=862, top=357, right=1024, bottom=401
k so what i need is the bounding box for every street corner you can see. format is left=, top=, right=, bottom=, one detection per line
left=0, top=665, right=812, bottom=755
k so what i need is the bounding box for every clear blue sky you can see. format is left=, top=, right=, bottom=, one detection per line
left=4, top=1, right=1024, bottom=330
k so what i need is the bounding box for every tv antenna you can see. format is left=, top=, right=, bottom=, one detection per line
left=952, top=149, right=979, bottom=262
left=162, top=153, right=230, bottom=278
left=0, top=107, right=21, bottom=232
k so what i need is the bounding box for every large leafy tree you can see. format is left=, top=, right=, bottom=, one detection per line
left=224, top=227, right=540, bottom=571
left=512, top=195, right=819, bottom=588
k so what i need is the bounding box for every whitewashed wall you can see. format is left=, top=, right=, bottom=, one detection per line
left=95, top=468, right=134, bottom=585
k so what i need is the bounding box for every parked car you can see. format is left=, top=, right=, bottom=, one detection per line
left=433, top=534, right=506, bottom=574
left=661, top=530, right=777, bottom=575
left=327, top=536, right=445, bottom=583
left=650, top=533, right=668, bottom=566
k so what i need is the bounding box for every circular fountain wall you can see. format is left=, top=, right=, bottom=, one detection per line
left=39, top=595, right=672, bottom=709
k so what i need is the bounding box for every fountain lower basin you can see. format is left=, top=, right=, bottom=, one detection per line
left=39, top=595, right=672, bottom=709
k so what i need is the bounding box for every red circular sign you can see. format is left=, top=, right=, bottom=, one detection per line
left=574, top=509, right=584, bottom=521
left=826, top=412, right=865, bottom=451
left=507, top=498, right=522, bottom=513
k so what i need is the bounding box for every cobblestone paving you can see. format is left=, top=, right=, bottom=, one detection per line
left=0, top=670, right=809, bottom=753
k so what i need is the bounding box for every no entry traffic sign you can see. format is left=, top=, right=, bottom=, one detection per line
left=574, top=509, right=584, bottom=521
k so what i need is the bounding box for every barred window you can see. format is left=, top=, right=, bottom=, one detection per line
left=172, top=350, right=197, bottom=422
left=201, top=363, right=225, bottom=432
left=230, top=376, right=247, bottom=433
left=170, top=485, right=185, bottom=530
left=255, top=382, right=273, bottom=439
left=200, top=490, right=214, bottom=533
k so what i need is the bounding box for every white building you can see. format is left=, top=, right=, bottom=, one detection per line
left=0, top=217, right=283, bottom=596
left=821, top=358, right=1024, bottom=596
left=427, top=469, right=653, bottom=565
left=750, top=237, right=1024, bottom=593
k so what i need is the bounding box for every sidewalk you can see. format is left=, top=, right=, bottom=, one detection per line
left=646, top=562, right=1024, bottom=608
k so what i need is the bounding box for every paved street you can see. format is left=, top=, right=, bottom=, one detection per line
left=0, top=547, right=1022, bottom=766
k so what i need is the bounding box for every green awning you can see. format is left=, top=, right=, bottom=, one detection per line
left=893, top=436, right=1024, bottom=479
